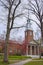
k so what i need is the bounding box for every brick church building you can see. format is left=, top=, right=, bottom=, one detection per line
left=0, top=29, right=43, bottom=56
left=0, top=22, right=43, bottom=55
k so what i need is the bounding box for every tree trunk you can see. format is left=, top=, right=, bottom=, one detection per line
left=3, top=29, right=10, bottom=62
left=41, top=22, right=43, bottom=44
left=39, top=43, right=41, bottom=59
left=39, top=22, right=43, bottom=59
left=3, top=6, right=11, bottom=62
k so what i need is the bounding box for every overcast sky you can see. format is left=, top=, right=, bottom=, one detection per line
left=0, top=0, right=41, bottom=42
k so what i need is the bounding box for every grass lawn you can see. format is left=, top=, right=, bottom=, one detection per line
left=32, top=58, right=43, bottom=60
left=24, top=58, right=43, bottom=65
left=0, top=55, right=31, bottom=60
left=0, top=55, right=31, bottom=65
left=8, top=55, right=31, bottom=60
left=24, top=61, right=43, bottom=65
left=0, top=61, right=9, bottom=65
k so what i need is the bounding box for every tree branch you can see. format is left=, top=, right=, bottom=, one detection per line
left=0, top=0, right=9, bottom=9
left=10, top=0, right=21, bottom=30
left=14, top=13, right=24, bottom=19
left=29, top=19, right=41, bottom=29
left=10, top=25, right=26, bottom=30
left=24, top=15, right=41, bottom=29
left=28, top=0, right=38, bottom=12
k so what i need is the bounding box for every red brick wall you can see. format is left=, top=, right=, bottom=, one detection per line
left=25, top=30, right=33, bottom=44
left=0, top=39, right=43, bottom=55
left=8, top=43, right=22, bottom=55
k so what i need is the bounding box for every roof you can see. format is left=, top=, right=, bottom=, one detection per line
left=29, top=39, right=40, bottom=45
left=0, top=39, right=22, bottom=45
left=30, top=41, right=37, bottom=44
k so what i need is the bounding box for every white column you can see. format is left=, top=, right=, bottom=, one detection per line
left=30, top=45, right=32, bottom=55
left=26, top=45, right=28, bottom=55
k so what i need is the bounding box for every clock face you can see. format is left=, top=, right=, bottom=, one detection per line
left=30, top=32, right=32, bottom=35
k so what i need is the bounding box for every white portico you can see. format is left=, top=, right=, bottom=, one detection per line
left=26, top=40, right=40, bottom=55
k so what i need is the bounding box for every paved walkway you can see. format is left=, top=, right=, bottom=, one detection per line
left=9, top=59, right=32, bottom=65
left=9, top=55, right=43, bottom=65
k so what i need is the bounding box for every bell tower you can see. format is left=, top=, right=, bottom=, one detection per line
left=25, top=19, right=33, bottom=44
left=25, top=12, right=33, bottom=55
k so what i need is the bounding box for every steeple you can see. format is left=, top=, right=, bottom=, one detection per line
left=25, top=11, right=33, bottom=43
left=26, top=10, right=32, bottom=31
left=26, top=18, right=32, bottom=31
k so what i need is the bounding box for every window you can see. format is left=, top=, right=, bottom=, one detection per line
left=9, top=48, right=12, bottom=53
left=26, top=32, right=27, bottom=36
left=30, top=32, right=32, bottom=35
left=0, top=43, right=1, bottom=45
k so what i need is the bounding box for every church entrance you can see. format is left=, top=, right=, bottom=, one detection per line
left=32, top=46, right=34, bottom=55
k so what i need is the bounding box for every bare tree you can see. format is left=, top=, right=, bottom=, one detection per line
left=24, top=0, right=43, bottom=59
left=0, top=0, right=24, bottom=62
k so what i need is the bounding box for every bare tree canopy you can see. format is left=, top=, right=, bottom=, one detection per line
left=0, top=0, right=24, bottom=62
